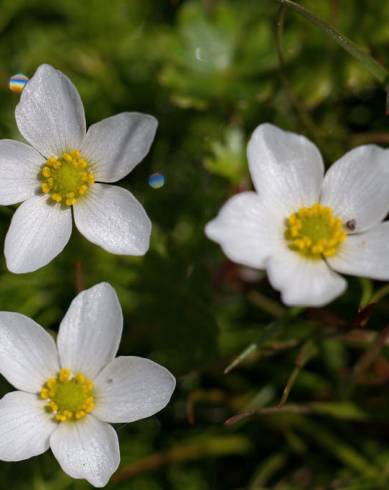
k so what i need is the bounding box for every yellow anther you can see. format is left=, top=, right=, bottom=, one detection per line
left=71, top=150, right=81, bottom=158
left=40, top=388, right=49, bottom=399
left=41, top=183, right=50, bottom=194
left=75, top=410, right=85, bottom=420
left=78, top=159, right=88, bottom=168
left=59, top=368, right=71, bottom=382
left=324, top=248, right=337, bottom=257
left=46, top=378, right=56, bottom=388
left=285, top=203, right=346, bottom=259
left=78, top=185, right=88, bottom=195
left=75, top=373, right=86, bottom=383
left=84, top=382, right=92, bottom=391
left=47, top=157, right=61, bottom=169
left=42, top=166, right=51, bottom=178
left=51, top=193, right=62, bottom=203
left=48, top=401, right=58, bottom=412
left=63, top=153, right=73, bottom=162
left=65, top=197, right=77, bottom=206
left=312, top=244, right=324, bottom=255
left=84, top=396, right=94, bottom=406
left=62, top=410, right=72, bottom=420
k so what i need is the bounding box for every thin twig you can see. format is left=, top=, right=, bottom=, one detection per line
left=225, top=404, right=312, bottom=426
left=278, top=340, right=317, bottom=407
left=353, top=324, right=389, bottom=377
left=113, top=436, right=250, bottom=482
left=74, top=260, right=85, bottom=293
left=247, top=290, right=286, bottom=318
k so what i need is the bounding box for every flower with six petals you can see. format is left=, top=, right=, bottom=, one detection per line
left=0, top=282, right=176, bottom=487
left=206, top=123, right=389, bottom=306
left=0, top=64, right=158, bottom=273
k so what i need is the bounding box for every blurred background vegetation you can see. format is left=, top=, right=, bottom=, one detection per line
left=1, top=0, right=389, bottom=488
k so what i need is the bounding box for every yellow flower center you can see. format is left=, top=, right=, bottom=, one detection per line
left=285, top=203, right=346, bottom=259
left=39, top=150, right=95, bottom=206
left=39, top=368, right=95, bottom=422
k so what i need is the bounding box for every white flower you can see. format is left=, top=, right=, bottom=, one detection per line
left=205, top=123, right=389, bottom=307
left=0, top=282, right=175, bottom=487
left=0, top=64, right=158, bottom=273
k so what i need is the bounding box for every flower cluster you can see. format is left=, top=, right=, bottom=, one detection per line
left=1, top=63, right=389, bottom=487
left=0, top=65, right=175, bottom=487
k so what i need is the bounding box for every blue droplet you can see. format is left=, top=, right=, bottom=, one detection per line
left=148, top=172, right=165, bottom=189
left=9, top=74, right=29, bottom=94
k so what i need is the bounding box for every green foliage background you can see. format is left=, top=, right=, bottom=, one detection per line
left=0, top=0, right=389, bottom=488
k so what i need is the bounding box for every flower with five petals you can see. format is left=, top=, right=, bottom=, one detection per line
left=0, top=64, right=157, bottom=273
left=206, top=123, right=389, bottom=306
left=0, top=282, right=175, bottom=487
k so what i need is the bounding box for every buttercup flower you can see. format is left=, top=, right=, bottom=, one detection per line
left=0, top=64, right=158, bottom=273
left=0, top=282, right=175, bottom=487
left=206, top=123, right=389, bottom=307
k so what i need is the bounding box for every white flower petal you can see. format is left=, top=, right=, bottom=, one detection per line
left=247, top=123, right=324, bottom=214
left=328, top=222, right=389, bottom=280
left=320, top=145, right=389, bottom=232
left=50, top=415, right=119, bottom=488
left=0, top=391, right=57, bottom=461
left=74, top=184, right=151, bottom=255
left=0, top=312, right=59, bottom=392
left=266, top=248, right=347, bottom=307
left=57, top=283, right=123, bottom=380
left=93, top=356, right=176, bottom=424
left=0, top=140, right=44, bottom=205
left=80, top=113, right=158, bottom=183
left=205, top=192, right=282, bottom=269
left=4, top=195, right=72, bottom=273
left=15, top=64, right=86, bottom=157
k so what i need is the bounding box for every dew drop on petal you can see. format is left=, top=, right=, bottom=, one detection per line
left=9, top=74, right=29, bottom=93
left=148, top=172, right=165, bottom=189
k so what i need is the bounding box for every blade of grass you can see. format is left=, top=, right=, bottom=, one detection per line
left=224, top=320, right=286, bottom=374
left=276, top=4, right=320, bottom=143
left=273, top=0, right=388, bottom=83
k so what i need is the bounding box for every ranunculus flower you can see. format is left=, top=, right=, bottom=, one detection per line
left=0, top=64, right=157, bottom=273
left=0, top=282, right=175, bottom=487
left=206, top=123, right=389, bottom=307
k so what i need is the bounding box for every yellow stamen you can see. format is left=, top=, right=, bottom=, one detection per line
left=59, top=368, right=71, bottom=382
left=39, top=388, right=49, bottom=399
left=42, top=166, right=51, bottom=178
left=51, top=193, right=62, bottom=203
left=63, top=153, right=73, bottom=162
